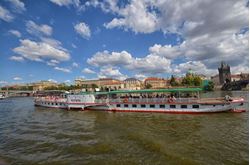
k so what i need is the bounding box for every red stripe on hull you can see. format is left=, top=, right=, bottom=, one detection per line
left=84, top=108, right=233, bottom=114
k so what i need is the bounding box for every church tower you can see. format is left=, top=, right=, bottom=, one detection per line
left=218, top=61, right=231, bottom=85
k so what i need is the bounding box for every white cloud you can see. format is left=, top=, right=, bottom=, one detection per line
left=101, top=0, right=248, bottom=71
left=47, top=59, right=59, bottom=66
left=8, top=0, right=26, bottom=13
left=71, top=43, right=77, bottom=48
left=134, top=74, right=146, bottom=80
left=74, top=22, right=91, bottom=39
left=13, top=77, right=22, bottom=81
left=13, top=39, right=70, bottom=62
left=50, top=0, right=80, bottom=7
left=104, top=0, right=158, bottom=33
left=174, top=61, right=217, bottom=76
left=9, top=29, right=21, bottom=37
left=0, top=81, right=7, bottom=84
left=127, top=55, right=172, bottom=74
left=54, top=66, right=71, bottom=73
left=26, top=21, right=53, bottom=36
left=85, top=0, right=249, bottom=76
left=98, top=66, right=127, bottom=80
left=64, top=80, right=71, bottom=83
left=82, top=68, right=95, bottom=74
left=102, top=0, right=248, bottom=36
left=149, top=44, right=182, bottom=59
left=87, top=50, right=132, bottom=67
left=48, top=79, right=57, bottom=83
left=72, top=62, right=78, bottom=67
left=9, top=56, right=24, bottom=62
left=0, top=6, right=14, bottom=22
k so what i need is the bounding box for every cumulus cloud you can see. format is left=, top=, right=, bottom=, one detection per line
left=54, top=66, right=71, bottom=73
left=127, top=55, right=172, bottom=74
left=82, top=68, right=95, bottom=74
left=98, top=0, right=249, bottom=74
left=13, top=39, right=70, bottom=62
left=72, top=62, right=79, bottom=67
left=134, top=74, right=146, bottom=80
left=87, top=50, right=132, bottom=67
left=0, top=81, right=7, bottom=84
left=9, top=29, right=21, bottom=37
left=48, top=79, right=57, bottom=83
left=47, top=59, right=59, bottom=66
left=8, top=0, right=26, bottom=13
left=71, top=43, right=77, bottom=48
left=0, top=6, right=14, bottom=22
left=9, top=56, right=24, bottom=62
left=104, top=0, right=158, bottom=33
left=174, top=61, right=217, bottom=76
left=13, top=77, right=22, bottom=80
left=149, top=44, right=182, bottom=59
left=74, top=22, right=91, bottom=39
left=98, top=66, right=127, bottom=80
left=26, top=21, right=53, bottom=36
left=50, top=0, right=80, bottom=7
left=102, top=0, right=248, bottom=36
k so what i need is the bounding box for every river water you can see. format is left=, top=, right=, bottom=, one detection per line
left=0, top=91, right=248, bottom=165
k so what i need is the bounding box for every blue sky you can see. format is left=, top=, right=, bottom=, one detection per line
left=0, top=0, right=248, bottom=85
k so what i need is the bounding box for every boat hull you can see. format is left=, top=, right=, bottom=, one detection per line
left=85, top=102, right=243, bottom=114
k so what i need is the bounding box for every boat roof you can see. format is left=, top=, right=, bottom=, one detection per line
left=81, top=88, right=202, bottom=95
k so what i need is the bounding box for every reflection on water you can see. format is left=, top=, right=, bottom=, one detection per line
left=0, top=91, right=248, bottom=165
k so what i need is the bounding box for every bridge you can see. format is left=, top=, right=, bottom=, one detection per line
left=0, top=90, right=34, bottom=97
left=221, top=80, right=249, bottom=91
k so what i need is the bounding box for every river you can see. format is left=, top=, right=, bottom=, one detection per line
left=0, top=91, right=248, bottom=165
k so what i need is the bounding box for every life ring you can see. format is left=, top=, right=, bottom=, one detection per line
left=168, top=98, right=173, bottom=103
left=123, top=98, right=128, bottom=103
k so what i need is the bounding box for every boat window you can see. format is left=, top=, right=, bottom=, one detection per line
left=141, top=104, right=146, bottom=108
left=55, top=103, right=58, bottom=105
left=52, top=103, right=54, bottom=105
left=192, top=105, right=199, bottom=108
left=160, top=105, right=165, bottom=108
left=181, top=105, right=187, bottom=108
left=132, top=104, right=137, bottom=108
left=117, top=104, right=120, bottom=107
left=124, top=104, right=128, bottom=107
left=48, top=103, right=50, bottom=105
left=150, top=105, right=155, bottom=108
left=213, top=105, right=216, bottom=107
left=170, top=105, right=176, bottom=108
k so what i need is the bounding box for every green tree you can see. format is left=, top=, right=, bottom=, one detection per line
left=182, top=76, right=193, bottom=86
left=145, top=84, right=152, bottom=89
left=204, top=81, right=214, bottom=91
left=170, top=75, right=178, bottom=86
left=193, top=76, right=202, bottom=86
left=91, top=84, right=98, bottom=89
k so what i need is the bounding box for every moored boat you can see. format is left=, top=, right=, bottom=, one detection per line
left=34, top=88, right=245, bottom=113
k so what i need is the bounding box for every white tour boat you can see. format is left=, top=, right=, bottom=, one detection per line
left=34, top=88, right=246, bottom=113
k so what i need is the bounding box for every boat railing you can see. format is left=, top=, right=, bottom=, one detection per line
left=34, top=97, right=67, bottom=102
left=94, top=97, right=200, bottom=104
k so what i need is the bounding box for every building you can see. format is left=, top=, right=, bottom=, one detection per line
left=123, top=78, right=142, bottom=90
left=231, top=73, right=249, bottom=81
left=32, top=81, right=58, bottom=91
left=75, top=78, right=122, bottom=91
left=144, top=77, right=168, bottom=89
left=218, top=62, right=231, bottom=84
left=101, top=81, right=125, bottom=91
left=211, top=75, right=220, bottom=85
left=231, top=74, right=241, bottom=82
left=75, top=78, right=100, bottom=87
